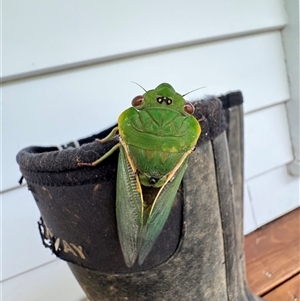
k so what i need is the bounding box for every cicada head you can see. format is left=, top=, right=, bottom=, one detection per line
left=131, top=82, right=196, bottom=116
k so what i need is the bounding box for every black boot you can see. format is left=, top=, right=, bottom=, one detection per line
left=17, top=92, right=263, bottom=301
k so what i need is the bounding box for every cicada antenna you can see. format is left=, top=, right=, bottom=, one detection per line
left=131, top=81, right=147, bottom=92
left=182, top=87, right=205, bottom=97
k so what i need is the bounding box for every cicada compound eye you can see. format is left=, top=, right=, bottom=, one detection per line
left=132, top=95, right=144, bottom=107
left=183, top=102, right=195, bottom=114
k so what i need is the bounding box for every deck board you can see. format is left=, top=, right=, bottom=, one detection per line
left=264, top=274, right=300, bottom=301
left=245, top=207, right=300, bottom=296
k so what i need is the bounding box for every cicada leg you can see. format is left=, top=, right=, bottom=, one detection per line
left=95, top=126, right=119, bottom=143
left=78, top=126, right=120, bottom=167
left=78, top=143, right=120, bottom=167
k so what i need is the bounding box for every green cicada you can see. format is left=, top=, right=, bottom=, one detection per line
left=78, top=83, right=201, bottom=267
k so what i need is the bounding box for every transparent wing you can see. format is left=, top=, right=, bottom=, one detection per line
left=138, top=159, right=188, bottom=266
left=116, top=145, right=143, bottom=267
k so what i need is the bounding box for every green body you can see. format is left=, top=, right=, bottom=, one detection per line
left=119, top=106, right=199, bottom=186
left=79, top=83, right=201, bottom=267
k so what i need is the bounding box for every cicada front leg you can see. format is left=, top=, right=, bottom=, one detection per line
left=95, top=126, right=119, bottom=144
left=77, top=126, right=120, bottom=167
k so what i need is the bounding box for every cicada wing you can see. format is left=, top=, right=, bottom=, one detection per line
left=138, top=159, right=188, bottom=266
left=116, top=145, right=143, bottom=267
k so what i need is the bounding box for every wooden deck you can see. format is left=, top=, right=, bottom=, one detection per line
left=245, top=207, right=300, bottom=300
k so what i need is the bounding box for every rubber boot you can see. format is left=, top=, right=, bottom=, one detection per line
left=17, top=92, right=263, bottom=301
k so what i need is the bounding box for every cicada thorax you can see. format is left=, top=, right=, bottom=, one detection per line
left=118, top=106, right=200, bottom=187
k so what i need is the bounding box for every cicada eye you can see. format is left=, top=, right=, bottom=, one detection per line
left=183, top=102, right=195, bottom=114
left=132, top=95, right=144, bottom=107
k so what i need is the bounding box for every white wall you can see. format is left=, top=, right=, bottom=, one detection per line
left=1, top=0, right=299, bottom=300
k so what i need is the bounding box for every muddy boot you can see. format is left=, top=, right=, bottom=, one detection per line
left=17, top=92, right=263, bottom=301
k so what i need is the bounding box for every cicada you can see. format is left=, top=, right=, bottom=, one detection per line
left=78, top=83, right=201, bottom=267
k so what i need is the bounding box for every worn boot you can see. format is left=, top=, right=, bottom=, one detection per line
left=17, top=92, right=263, bottom=301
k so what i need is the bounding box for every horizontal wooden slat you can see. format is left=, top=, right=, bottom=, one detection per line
left=244, top=104, right=293, bottom=180
left=1, top=260, right=86, bottom=301
left=247, top=165, right=300, bottom=227
left=1, top=187, right=55, bottom=281
left=264, top=274, right=300, bottom=301
left=3, top=31, right=289, bottom=191
left=245, top=208, right=300, bottom=296
left=2, top=0, right=286, bottom=79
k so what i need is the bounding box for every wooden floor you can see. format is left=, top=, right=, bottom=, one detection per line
left=245, top=207, right=300, bottom=300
